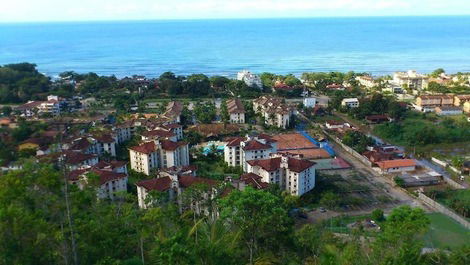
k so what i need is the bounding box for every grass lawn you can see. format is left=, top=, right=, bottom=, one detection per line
left=423, top=213, right=470, bottom=250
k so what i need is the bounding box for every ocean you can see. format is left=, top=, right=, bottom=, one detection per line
left=1, top=16, right=470, bottom=78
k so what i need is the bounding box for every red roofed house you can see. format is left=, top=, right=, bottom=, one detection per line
left=376, top=159, right=417, bottom=174
left=129, top=139, right=190, bottom=175
left=246, top=153, right=316, bottom=196
left=224, top=134, right=277, bottom=170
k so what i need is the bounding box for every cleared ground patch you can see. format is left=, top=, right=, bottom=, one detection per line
left=423, top=213, right=470, bottom=249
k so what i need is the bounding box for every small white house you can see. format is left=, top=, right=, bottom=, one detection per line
left=341, top=98, right=359, bottom=108
left=303, top=97, right=317, bottom=108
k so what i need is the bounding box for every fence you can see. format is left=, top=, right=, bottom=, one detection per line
left=431, top=157, right=448, bottom=167
left=326, top=132, right=372, bottom=167
left=418, top=193, right=470, bottom=229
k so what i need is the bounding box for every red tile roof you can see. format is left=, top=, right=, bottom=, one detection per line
left=91, top=169, right=127, bottom=185
left=93, top=134, right=115, bottom=143
left=377, top=159, right=416, bottom=170
left=225, top=137, right=244, bottom=147
left=136, top=177, right=172, bottom=191
left=287, top=157, right=316, bottom=173
left=243, top=140, right=272, bottom=151
left=160, top=140, right=187, bottom=151
left=240, top=173, right=269, bottom=189
left=247, top=157, right=281, bottom=171
left=129, top=142, right=157, bottom=154
left=63, top=151, right=97, bottom=164
left=227, top=98, right=245, bottom=114
left=141, top=130, right=176, bottom=138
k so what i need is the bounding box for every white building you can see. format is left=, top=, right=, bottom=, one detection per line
left=69, top=168, right=128, bottom=200
left=129, top=139, right=190, bottom=175
left=68, top=135, right=117, bottom=157
left=253, top=96, right=295, bottom=129
left=226, top=98, right=246, bottom=124
left=136, top=166, right=216, bottom=211
left=303, top=97, right=317, bottom=108
left=224, top=134, right=277, bottom=170
left=393, top=70, right=429, bottom=91
left=246, top=153, right=316, bottom=196
left=355, top=75, right=376, bottom=89
left=237, top=70, right=263, bottom=89
left=341, top=98, right=360, bottom=108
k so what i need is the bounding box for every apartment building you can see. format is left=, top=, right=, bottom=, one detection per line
left=224, top=134, right=277, bottom=170
left=393, top=70, right=429, bottom=90
left=246, top=153, right=316, bottom=196
left=253, top=96, right=295, bottom=129
left=414, top=95, right=454, bottom=112
left=237, top=70, right=263, bottom=89
left=226, top=98, right=246, bottom=124
left=129, top=139, right=190, bottom=175
left=454, top=95, right=470, bottom=107
left=68, top=168, right=128, bottom=200
left=355, top=75, right=376, bottom=89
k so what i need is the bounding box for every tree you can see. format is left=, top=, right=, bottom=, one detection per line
left=220, top=101, right=229, bottom=123
left=1, top=106, right=12, bottom=116
left=431, top=68, right=445, bottom=78
left=371, top=209, right=385, bottom=222
left=219, top=188, right=292, bottom=264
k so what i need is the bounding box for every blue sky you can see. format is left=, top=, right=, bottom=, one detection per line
left=1, top=0, right=469, bottom=22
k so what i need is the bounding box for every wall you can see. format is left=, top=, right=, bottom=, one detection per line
left=418, top=193, right=470, bottom=229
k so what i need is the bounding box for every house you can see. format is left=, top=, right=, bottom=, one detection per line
left=414, top=95, right=454, bottom=112
left=341, top=98, right=359, bottom=108
left=129, top=139, right=190, bottom=175
left=326, top=83, right=345, bottom=91
left=226, top=98, right=245, bottom=124
left=253, top=96, right=295, bottom=129
left=464, top=101, right=470, bottom=113
left=94, top=160, right=128, bottom=174
left=365, top=115, right=392, bottom=124
left=136, top=170, right=218, bottom=211
left=237, top=70, right=262, bottom=89
left=246, top=153, right=316, bottom=196
left=399, top=171, right=441, bottom=187
left=376, top=159, right=417, bottom=174
left=68, top=168, right=128, bottom=200
left=67, top=134, right=117, bottom=157
left=0, top=117, right=17, bottom=128
left=435, top=106, right=463, bottom=116
left=355, top=75, right=376, bottom=89
left=224, top=134, right=277, bottom=170
left=453, top=95, right=470, bottom=106
left=61, top=151, right=99, bottom=170
left=325, top=120, right=349, bottom=129
left=15, top=101, right=43, bottom=117
left=393, top=70, right=429, bottom=90
left=303, top=97, right=316, bottom=108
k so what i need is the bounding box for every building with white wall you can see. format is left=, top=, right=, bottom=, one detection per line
left=237, top=70, right=263, bottom=89
left=129, top=139, right=190, bottom=175
left=253, top=96, right=295, bottom=129
left=224, top=134, right=277, bottom=170
left=341, top=98, right=360, bottom=108
left=393, top=70, right=429, bottom=91
left=226, top=98, right=246, bottom=124
left=303, top=97, right=317, bottom=108
left=246, top=153, right=316, bottom=196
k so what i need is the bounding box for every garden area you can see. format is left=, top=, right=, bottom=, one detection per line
left=191, top=149, right=243, bottom=181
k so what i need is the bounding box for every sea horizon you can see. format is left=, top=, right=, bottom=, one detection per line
left=2, top=15, right=470, bottom=78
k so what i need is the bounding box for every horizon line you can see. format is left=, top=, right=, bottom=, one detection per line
left=1, top=14, right=470, bottom=24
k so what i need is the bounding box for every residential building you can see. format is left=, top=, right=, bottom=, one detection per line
left=224, top=134, right=277, bottom=170
left=237, top=70, right=262, bottom=89
left=61, top=151, right=99, bottom=170
left=246, top=153, right=316, bottom=196
left=141, top=129, right=177, bottom=142
left=129, top=139, right=190, bottom=175
left=435, top=106, right=463, bottom=116
left=393, top=70, right=429, bottom=90
left=365, top=115, right=393, bottom=124
left=303, top=97, right=317, bottom=108
left=226, top=98, right=246, bottom=124
left=68, top=168, right=128, bottom=200
left=341, top=98, right=360, bottom=108
left=67, top=134, right=117, bottom=157
left=136, top=168, right=217, bottom=211
left=414, top=95, right=454, bottom=112
left=454, top=95, right=470, bottom=106
left=355, top=75, right=376, bottom=89
left=376, top=159, right=417, bottom=174
left=463, top=101, right=470, bottom=113
left=253, top=96, right=295, bottom=129
left=163, top=101, right=183, bottom=123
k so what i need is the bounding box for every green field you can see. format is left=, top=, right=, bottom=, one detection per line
left=423, top=213, right=470, bottom=249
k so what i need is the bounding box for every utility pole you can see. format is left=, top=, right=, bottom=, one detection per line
left=59, top=123, right=79, bottom=265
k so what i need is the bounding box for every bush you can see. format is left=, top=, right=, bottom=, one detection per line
left=372, top=209, right=385, bottom=222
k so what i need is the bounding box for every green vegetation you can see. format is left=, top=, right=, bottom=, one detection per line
left=342, top=131, right=375, bottom=153
left=423, top=213, right=470, bottom=249
left=374, top=112, right=470, bottom=152
left=0, top=163, right=469, bottom=264
left=427, top=189, right=470, bottom=219
left=191, top=148, right=243, bottom=180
